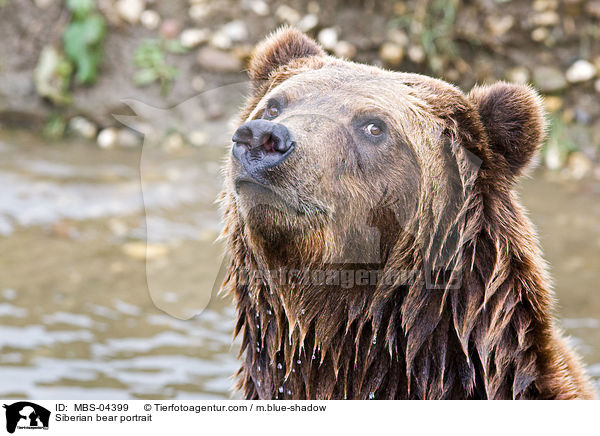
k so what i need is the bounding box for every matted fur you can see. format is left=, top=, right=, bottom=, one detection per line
left=219, top=27, right=596, bottom=400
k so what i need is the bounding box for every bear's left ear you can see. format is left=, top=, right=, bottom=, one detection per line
left=248, top=26, right=324, bottom=92
left=468, top=82, right=547, bottom=177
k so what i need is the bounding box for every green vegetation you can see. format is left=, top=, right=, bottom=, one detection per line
left=133, top=39, right=188, bottom=96
left=43, top=113, right=67, bottom=139
left=63, top=0, right=107, bottom=85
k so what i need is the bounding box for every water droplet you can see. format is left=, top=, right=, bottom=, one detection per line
left=258, top=365, right=261, bottom=372
left=257, top=381, right=261, bottom=387
left=287, top=390, right=292, bottom=395
left=312, top=353, right=316, bottom=360
left=256, top=324, right=260, bottom=328
left=279, top=386, right=284, bottom=393
left=369, top=392, right=375, bottom=399
left=292, top=368, right=296, bottom=373
left=267, top=309, right=272, bottom=315
left=301, top=309, right=305, bottom=315
left=277, top=363, right=283, bottom=370
left=372, top=335, right=377, bottom=345
left=256, top=346, right=260, bottom=352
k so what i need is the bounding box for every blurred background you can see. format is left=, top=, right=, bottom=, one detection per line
left=0, top=0, right=598, bottom=399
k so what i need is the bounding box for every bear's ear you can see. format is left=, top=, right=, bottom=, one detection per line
left=248, top=26, right=324, bottom=91
left=468, top=82, right=547, bottom=177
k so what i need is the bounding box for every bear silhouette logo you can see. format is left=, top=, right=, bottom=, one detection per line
left=3, top=402, right=50, bottom=433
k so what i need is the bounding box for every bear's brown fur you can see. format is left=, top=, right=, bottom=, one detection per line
left=220, top=27, right=596, bottom=399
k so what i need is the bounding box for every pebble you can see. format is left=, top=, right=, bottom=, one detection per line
left=220, top=21, right=248, bottom=43
left=248, top=0, right=269, bottom=16
left=565, top=60, right=597, bottom=83
left=318, top=28, right=338, bottom=51
left=68, top=116, right=97, bottom=139
left=505, top=66, right=530, bottom=85
left=162, top=132, right=185, bottom=152
left=379, top=42, right=404, bottom=67
left=140, top=9, right=160, bottom=30
left=567, top=152, right=593, bottom=180
left=533, top=66, right=566, bottom=92
left=297, top=14, right=319, bottom=32
left=486, top=15, right=514, bottom=36
left=117, top=128, right=141, bottom=147
left=334, top=41, right=357, bottom=59
left=191, top=75, right=206, bottom=92
left=196, top=47, right=242, bottom=72
left=187, top=130, right=209, bottom=147
left=531, top=27, right=549, bottom=42
left=97, top=128, right=118, bottom=149
left=180, top=28, right=209, bottom=49
left=122, top=241, right=169, bottom=260
left=544, top=96, right=563, bottom=112
left=116, top=0, right=145, bottom=24
left=531, top=11, right=560, bottom=27
left=407, top=45, right=425, bottom=63
left=159, top=19, right=181, bottom=39
left=275, top=5, right=301, bottom=24
left=189, top=4, right=210, bottom=22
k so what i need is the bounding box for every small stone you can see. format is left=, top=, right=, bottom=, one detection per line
left=379, top=42, right=404, bottom=67
left=34, top=0, right=55, bottom=8
left=544, top=96, right=563, bottom=112
left=140, top=10, right=160, bottom=30
left=180, top=28, right=209, bottom=49
left=407, top=45, right=425, bottom=63
left=97, top=128, right=118, bottom=149
left=159, top=19, right=181, bottom=39
left=505, top=66, right=530, bottom=85
left=585, top=1, right=600, bottom=19
left=187, top=130, right=209, bottom=147
left=68, top=116, right=97, bottom=139
left=318, top=28, right=338, bottom=51
left=275, top=5, right=300, bottom=24
left=533, top=66, right=566, bottom=93
left=334, top=41, right=357, bottom=59
left=297, top=14, right=318, bottom=32
left=116, top=0, right=145, bottom=24
left=196, top=47, right=242, bottom=72
left=189, top=4, right=210, bottom=22
left=249, top=0, right=269, bottom=16
left=531, top=11, right=560, bottom=27
left=567, top=152, right=592, bottom=180
left=191, top=75, right=206, bottom=92
left=117, top=128, right=141, bottom=147
left=220, top=20, right=248, bottom=42
left=210, top=32, right=232, bottom=50
left=386, top=29, right=408, bottom=47
left=486, top=15, right=514, bottom=36
left=162, top=132, right=185, bottom=152
left=122, top=241, right=169, bottom=260
left=531, top=27, right=549, bottom=42
left=565, top=60, right=597, bottom=83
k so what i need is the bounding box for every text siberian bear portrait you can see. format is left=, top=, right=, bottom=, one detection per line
left=220, top=27, right=595, bottom=400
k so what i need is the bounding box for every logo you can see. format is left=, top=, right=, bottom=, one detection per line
left=2, top=402, right=50, bottom=434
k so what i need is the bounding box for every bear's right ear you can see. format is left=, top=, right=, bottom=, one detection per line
left=248, top=26, right=324, bottom=92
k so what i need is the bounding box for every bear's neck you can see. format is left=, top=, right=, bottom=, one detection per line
left=224, top=189, right=584, bottom=399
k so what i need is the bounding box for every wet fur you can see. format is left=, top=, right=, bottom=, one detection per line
left=220, top=28, right=596, bottom=399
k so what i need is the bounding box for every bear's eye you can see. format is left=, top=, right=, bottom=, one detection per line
left=364, top=123, right=383, bottom=137
left=264, top=104, right=280, bottom=119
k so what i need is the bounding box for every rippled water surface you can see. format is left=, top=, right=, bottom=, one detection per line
left=0, top=130, right=598, bottom=398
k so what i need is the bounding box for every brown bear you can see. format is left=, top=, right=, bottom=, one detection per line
left=219, top=27, right=596, bottom=400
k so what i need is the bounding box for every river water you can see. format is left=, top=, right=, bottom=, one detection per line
left=0, top=130, right=598, bottom=399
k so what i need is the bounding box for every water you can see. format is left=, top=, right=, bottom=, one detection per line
left=0, top=130, right=598, bottom=399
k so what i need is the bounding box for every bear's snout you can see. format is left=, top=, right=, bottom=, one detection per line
left=232, top=119, right=295, bottom=179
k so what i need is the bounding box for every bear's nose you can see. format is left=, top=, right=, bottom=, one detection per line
left=231, top=119, right=295, bottom=177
